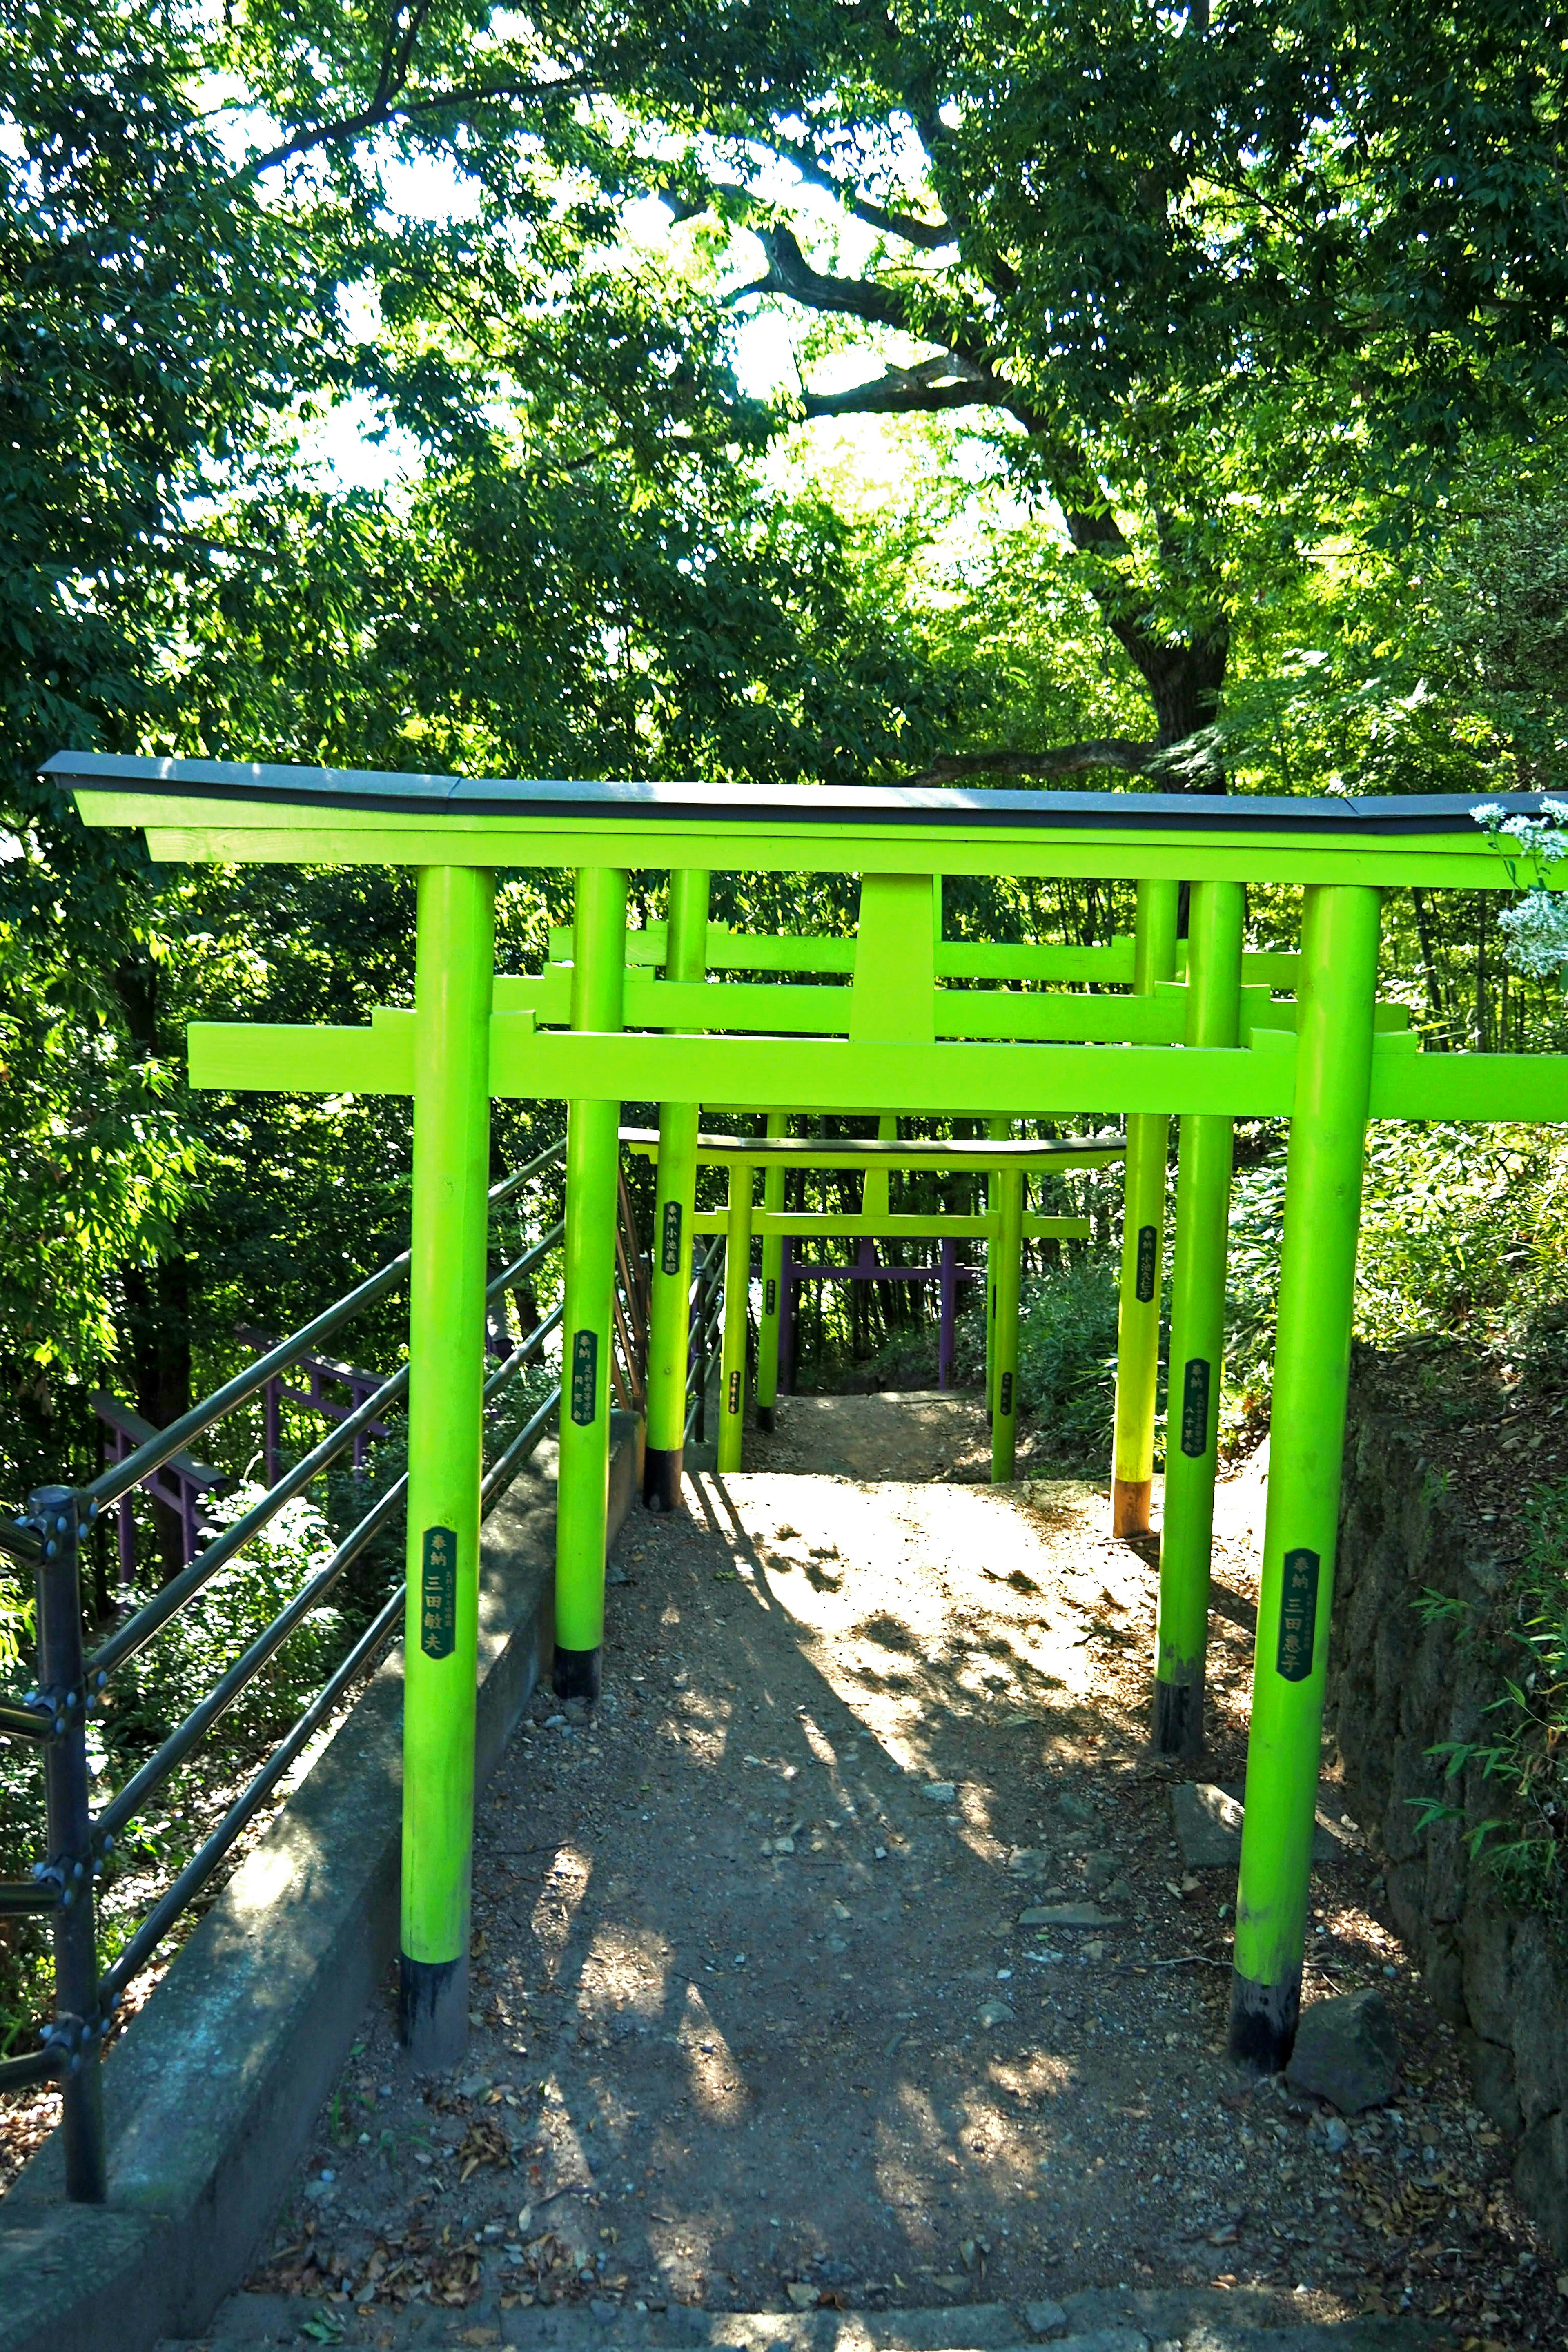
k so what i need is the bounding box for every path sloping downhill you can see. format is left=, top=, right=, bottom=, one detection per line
left=178, top=1394, right=1549, bottom=2351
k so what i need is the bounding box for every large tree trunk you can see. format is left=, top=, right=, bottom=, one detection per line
left=1109, top=615, right=1230, bottom=784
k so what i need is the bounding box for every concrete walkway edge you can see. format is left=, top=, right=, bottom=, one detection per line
left=0, top=1414, right=643, bottom=2352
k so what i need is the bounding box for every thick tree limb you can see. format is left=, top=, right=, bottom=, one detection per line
left=726, top=215, right=1226, bottom=757
left=731, top=226, right=1040, bottom=430
left=903, top=742, right=1161, bottom=783
left=752, top=138, right=954, bottom=250
left=802, top=354, right=1006, bottom=418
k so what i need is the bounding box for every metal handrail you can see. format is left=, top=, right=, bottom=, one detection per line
left=487, top=1220, right=565, bottom=1303
left=84, top=1255, right=413, bottom=1516
left=0, top=2044, right=60, bottom=2091
left=684, top=1236, right=725, bottom=1442
left=480, top=1388, right=561, bottom=1511
left=97, top=1581, right=408, bottom=2012
left=88, top=1364, right=410, bottom=1681
left=95, top=1477, right=408, bottom=1845
left=0, top=1135, right=572, bottom=2174
left=84, top=1140, right=566, bottom=1516
left=483, top=1304, right=564, bottom=1402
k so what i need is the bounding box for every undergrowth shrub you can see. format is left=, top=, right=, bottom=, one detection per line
left=102, top=1485, right=345, bottom=1767
left=1416, top=1472, right=1568, bottom=1919
left=1013, top=1252, right=1122, bottom=1460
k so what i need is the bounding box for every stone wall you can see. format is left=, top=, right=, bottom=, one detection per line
left=1330, top=1352, right=1568, bottom=2252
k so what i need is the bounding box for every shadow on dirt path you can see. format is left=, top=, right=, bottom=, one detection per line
left=209, top=1396, right=1549, bottom=2348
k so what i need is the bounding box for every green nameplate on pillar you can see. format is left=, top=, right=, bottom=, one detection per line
left=420, top=1527, right=457, bottom=1660
left=1180, top=1359, right=1211, bottom=1457
left=570, top=1331, right=598, bottom=1425
left=1136, top=1225, right=1158, bottom=1303
left=1276, top=1548, right=1320, bottom=1681
left=660, top=1200, right=682, bottom=1276
left=765, top=1277, right=776, bottom=1315
left=999, top=1371, right=1013, bottom=1416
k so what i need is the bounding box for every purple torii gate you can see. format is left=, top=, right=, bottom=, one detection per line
left=776, top=1235, right=978, bottom=1394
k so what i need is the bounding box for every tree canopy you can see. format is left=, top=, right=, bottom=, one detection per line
left=4, top=0, right=1568, bottom=1492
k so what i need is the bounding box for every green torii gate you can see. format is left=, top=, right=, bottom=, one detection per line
left=540, top=895, right=1305, bottom=1547
left=620, top=1123, right=1124, bottom=1476
left=52, top=752, right=1568, bottom=2083
left=550, top=882, right=1410, bottom=1759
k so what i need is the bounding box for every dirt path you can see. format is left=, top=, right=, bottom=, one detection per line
left=191, top=1396, right=1550, bottom=2348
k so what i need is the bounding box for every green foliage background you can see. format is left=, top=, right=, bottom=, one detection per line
left=5, top=0, right=1568, bottom=2031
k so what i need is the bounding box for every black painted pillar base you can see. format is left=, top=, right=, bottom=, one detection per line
left=553, top=1643, right=602, bottom=1703
left=1227, top=1966, right=1300, bottom=2075
left=1152, top=1670, right=1204, bottom=1757
left=399, top=1952, right=468, bottom=2069
left=643, top=1446, right=682, bottom=1512
left=756, top=1404, right=775, bottom=1433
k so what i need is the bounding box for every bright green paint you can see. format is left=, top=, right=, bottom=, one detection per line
left=860, top=1114, right=898, bottom=1220
left=645, top=870, right=710, bottom=1459
left=755, top=1111, right=788, bottom=1416
left=1155, top=882, right=1245, bottom=1744
left=554, top=866, right=627, bottom=1655
left=717, top=1159, right=755, bottom=1473
left=852, top=875, right=938, bottom=1045
left=400, top=866, right=495, bottom=1969
left=985, top=1117, right=1009, bottom=1419
left=623, top=1136, right=1124, bottom=1172
left=1231, top=886, right=1383, bottom=2055
left=487, top=1025, right=1300, bottom=1119
left=75, top=783, right=1560, bottom=893
left=565, top=923, right=1295, bottom=990
left=188, top=1012, right=1568, bottom=1127
left=990, top=1162, right=1025, bottom=1482
left=1111, top=880, right=1179, bottom=1523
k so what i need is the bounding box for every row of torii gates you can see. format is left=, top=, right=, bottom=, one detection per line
left=53, top=754, right=1568, bottom=2087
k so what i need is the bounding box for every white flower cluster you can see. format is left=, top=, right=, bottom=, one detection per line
left=1472, top=798, right=1568, bottom=980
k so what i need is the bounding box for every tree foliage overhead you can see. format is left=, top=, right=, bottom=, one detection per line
left=612, top=0, right=1568, bottom=772
left=4, top=0, right=1568, bottom=1504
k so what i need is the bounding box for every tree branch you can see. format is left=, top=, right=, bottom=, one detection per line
left=750, top=137, right=953, bottom=250
left=237, top=74, right=577, bottom=183
left=802, top=354, right=1013, bottom=419
left=903, top=742, right=1161, bottom=783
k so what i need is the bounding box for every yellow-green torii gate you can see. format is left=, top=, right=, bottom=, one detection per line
left=51, top=752, right=1568, bottom=2082
left=621, top=1122, right=1124, bottom=1475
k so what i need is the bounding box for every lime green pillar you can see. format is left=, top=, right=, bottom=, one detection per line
left=755, top=1112, right=789, bottom=1430
left=717, top=1157, right=755, bottom=1473
left=554, top=864, right=628, bottom=1700
left=1230, top=884, right=1381, bottom=2072
left=990, top=1158, right=1024, bottom=1481
left=1111, top=880, right=1179, bottom=1536
left=984, top=1116, right=1008, bottom=1415
left=643, top=869, right=709, bottom=1510
left=1152, top=881, right=1244, bottom=1755
left=399, top=864, right=496, bottom=2067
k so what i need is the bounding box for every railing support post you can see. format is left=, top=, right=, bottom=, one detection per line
left=717, top=1161, right=755, bottom=1474
left=1230, top=883, right=1381, bottom=2072
left=554, top=865, right=628, bottom=1697
left=32, top=1485, right=106, bottom=2200
left=1152, top=880, right=1244, bottom=1755
left=754, top=1113, right=789, bottom=1430
left=1111, top=878, right=1178, bottom=1536
left=644, top=868, right=708, bottom=1510
left=398, top=864, right=496, bottom=2070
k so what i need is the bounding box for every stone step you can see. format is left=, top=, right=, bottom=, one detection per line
left=155, top=2285, right=1449, bottom=2352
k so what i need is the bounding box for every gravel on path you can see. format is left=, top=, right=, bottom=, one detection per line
left=205, top=1404, right=1553, bottom=2347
